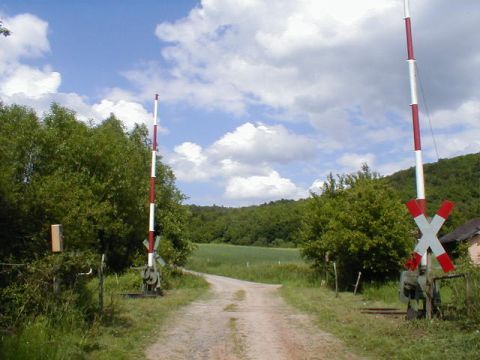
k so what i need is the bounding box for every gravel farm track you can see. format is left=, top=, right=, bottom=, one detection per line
left=146, top=272, right=363, bottom=360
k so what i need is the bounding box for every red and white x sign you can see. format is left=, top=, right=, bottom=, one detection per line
left=406, top=199, right=455, bottom=273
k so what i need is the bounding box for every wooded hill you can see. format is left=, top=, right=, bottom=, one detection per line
left=185, top=152, right=480, bottom=247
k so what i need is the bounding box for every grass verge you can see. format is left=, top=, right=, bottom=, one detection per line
left=281, top=284, right=480, bottom=360
left=1, top=271, right=208, bottom=360
left=189, top=243, right=480, bottom=360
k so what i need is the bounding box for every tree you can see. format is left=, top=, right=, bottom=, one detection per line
left=1, top=21, right=11, bottom=37
left=301, top=165, right=415, bottom=286
left=0, top=103, right=192, bottom=271
left=0, top=104, right=42, bottom=261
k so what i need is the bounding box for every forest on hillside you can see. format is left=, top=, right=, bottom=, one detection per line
left=186, top=199, right=306, bottom=248
left=185, top=153, right=480, bottom=247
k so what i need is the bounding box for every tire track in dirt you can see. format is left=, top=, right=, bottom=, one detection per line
left=146, top=273, right=363, bottom=360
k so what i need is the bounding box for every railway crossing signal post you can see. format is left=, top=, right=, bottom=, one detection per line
left=400, top=0, right=456, bottom=319
left=141, top=94, right=162, bottom=295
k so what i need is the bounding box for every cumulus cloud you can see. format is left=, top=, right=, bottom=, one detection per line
left=124, top=0, right=478, bottom=179
left=338, top=152, right=376, bottom=172
left=309, top=179, right=325, bottom=194
left=167, top=121, right=314, bottom=179
left=0, top=14, right=60, bottom=100
left=168, top=142, right=212, bottom=181
left=0, top=13, right=50, bottom=65
left=0, top=65, right=61, bottom=98
left=92, top=99, right=165, bottom=131
left=0, top=13, right=155, bottom=131
left=210, top=122, right=316, bottom=164
left=126, top=0, right=407, bottom=135
left=417, top=98, right=480, bottom=159
left=430, top=99, right=480, bottom=130
left=2, top=3, right=478, bottom=206
left=377, top=156, right=414, bottom=176
left=224, top=171, right=306, bottom=201
left=166, top=121, right=314, bottom=202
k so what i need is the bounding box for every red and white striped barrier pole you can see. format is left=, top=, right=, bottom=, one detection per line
left=404, top=0, right=426, bottom=214
left=148, top=94, right=159, bottom=267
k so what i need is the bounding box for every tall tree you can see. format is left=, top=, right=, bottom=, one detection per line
left=0, top=103, right=192, bottom=270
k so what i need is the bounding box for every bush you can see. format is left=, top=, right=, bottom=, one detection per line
left=0, top=252, right=97, bottom=329
left=444, top=247, right=480, bottom=327
left=301, top=165, right=416, bottom=288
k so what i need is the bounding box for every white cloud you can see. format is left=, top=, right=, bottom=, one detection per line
left=2, top=4, right=479, bottom=207
left=210, top=122, right=316, bottom=164
left=92, top=99, right=159, bottom=130
left=224, top=171, right=306, bottom=201
left=0, top=13, right=50, bottom=65
left=377, top=156, right=414, bottom=176
left=127, top=0, right=478, bottom=168
left=416, top=98, right=480, bottom=159
left=338, top=152, right=376, bottom=171
left=0, top=13, right=155, bottom=131
left=428, top=130, right=480, bottom=159
left=167, top=119, right=314, bottom=177
left=175, top=142, right=207, bottom=165
left=0, top=65, right=61, bottom=98
left=309, top=179, right=325, bottom=194
left=430, top=99, right=480, bottom=130
left=219, top=158, right=270, bottom=178
left=168, top=142, right=212, bottom=181
left=127, top=0, right=407, bottom=133
left=166, top=121, right=314, bottom=201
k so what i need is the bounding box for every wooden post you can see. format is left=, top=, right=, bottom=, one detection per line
left=51, top=224, right=63, bottom=297
left=325, top=252, right=329, bottom=286
left=99, top=254, right=105, bottom=313
left=465, top=273, right=471, bottom=316
left=354, top=271, right=362, bottom=295
left=53, top=275, right=60, bottom=296
left=333, top=261, right=339, bottom=298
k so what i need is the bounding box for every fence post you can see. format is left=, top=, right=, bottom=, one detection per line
left=354, top=271, right=362, bottom=295
left=333, top=261, right=339, bottom=298
left=465, top=273, right=471, bottom=316
left=99, top=254, right=105, bottom=313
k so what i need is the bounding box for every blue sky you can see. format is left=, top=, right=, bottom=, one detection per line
left=1, top=0, right=479, bottom=206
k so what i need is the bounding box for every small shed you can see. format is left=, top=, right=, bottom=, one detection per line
left=440, top=218, right=480, bottom=265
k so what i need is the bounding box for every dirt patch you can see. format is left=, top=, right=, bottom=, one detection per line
left=146, top=273, right=364, bottom=360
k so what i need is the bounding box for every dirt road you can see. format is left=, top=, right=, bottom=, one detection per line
left=146, top=273, right=362, bottom=360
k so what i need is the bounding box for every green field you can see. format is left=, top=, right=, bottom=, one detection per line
left=187, top=243, right=480, bottom=360
left=187, top=243, right=315, bottom=285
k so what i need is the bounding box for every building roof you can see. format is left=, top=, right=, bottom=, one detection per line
left=440, top=218, right=480, bottom=245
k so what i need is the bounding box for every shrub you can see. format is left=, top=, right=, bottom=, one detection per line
left=301, top=166, right=416, bottom=288
left=0, top=252, right=97, bottom=329
left=444, top=245, right=480, bottom=327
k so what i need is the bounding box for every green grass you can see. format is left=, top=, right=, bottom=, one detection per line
left=282, top=285, right=480, bottom=360
left=0, top=271, right=208, bottom=360
left=188, top=243, right=480, bottom=360
left=228, top=316, right=246, bottom=358
left=84, top=272, right=208, bottom=359
left=187, top=243, right=315, bottom=284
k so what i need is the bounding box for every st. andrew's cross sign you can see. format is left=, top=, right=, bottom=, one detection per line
left=405, top=199, right=455, bottom=273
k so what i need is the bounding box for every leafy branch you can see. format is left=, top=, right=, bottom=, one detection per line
left=1, top=21, right=11, bottom=37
